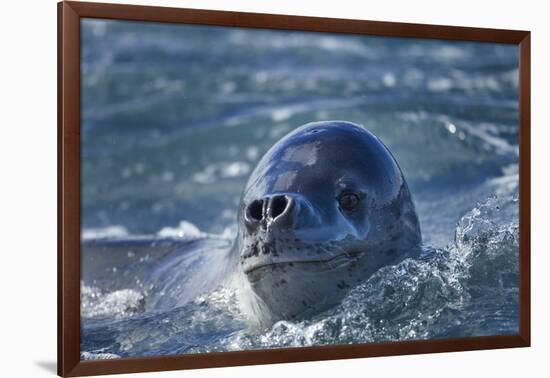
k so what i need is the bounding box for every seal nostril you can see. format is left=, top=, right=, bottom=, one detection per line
left=270, top=195, right=288, bottom=219
left=247, top=199, right=264, bottom=222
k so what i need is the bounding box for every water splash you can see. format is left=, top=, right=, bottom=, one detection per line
left=81, top=284, right=145, bottom=319
left=220, top=193, right=519, bottom=350
left=81, top=193, right=518, bottom=357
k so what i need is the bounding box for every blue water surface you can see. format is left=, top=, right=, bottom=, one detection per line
left=80, top=19, right=519, bottom=359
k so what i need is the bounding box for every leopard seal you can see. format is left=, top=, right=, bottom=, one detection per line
left=235, top=121, right=422, bottom=325
left=82, top=120, right=422, bottom=327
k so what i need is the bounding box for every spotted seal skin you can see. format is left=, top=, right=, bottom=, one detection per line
left=235, top=121, right=422, bottom=326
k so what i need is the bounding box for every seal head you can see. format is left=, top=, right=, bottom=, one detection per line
left=237, top=121, right=421, bottom=325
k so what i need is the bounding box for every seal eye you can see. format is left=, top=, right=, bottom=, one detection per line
left=338, top=192, right=360, bottom=211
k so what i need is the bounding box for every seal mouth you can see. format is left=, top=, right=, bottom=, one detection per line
left=243, top=250, right=364, bottom=276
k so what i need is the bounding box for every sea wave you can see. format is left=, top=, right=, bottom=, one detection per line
left=81, top=284, right=145, bottom=319
left=80, top=191, right=518, bottom=356
left=215, top=193, right=519, bottom=351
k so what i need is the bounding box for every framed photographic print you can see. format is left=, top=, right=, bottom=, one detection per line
left=58, top=1, right=530, bottom=376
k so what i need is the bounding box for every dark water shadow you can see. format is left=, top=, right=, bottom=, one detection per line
left=35, top=361, right=57, bottom=374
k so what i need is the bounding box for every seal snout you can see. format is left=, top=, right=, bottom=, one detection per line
left=244, top=194, right=295, bottom=232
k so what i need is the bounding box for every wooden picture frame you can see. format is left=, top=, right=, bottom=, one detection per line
left=58, top=1, right=530, bottom=376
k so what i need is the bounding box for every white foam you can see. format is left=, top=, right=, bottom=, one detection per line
left=82, top=226, right=128, bottom=240
left=192, top=161, right=251, bottom=184
left=81, top=351, right=120, bottom=360
left=428, top=77, right=453, bottom=92
left=157, top=220, right=205, bottom=239
left=382, top=72, right=397, bottom=88
left=81, top=284, right=145, bottom=319
left=228, top=31, right=373, bottom=58
left=223, top=162, right=251, bottom=178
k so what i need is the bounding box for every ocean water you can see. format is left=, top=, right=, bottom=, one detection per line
left=80, top=19, right=519, bottom=359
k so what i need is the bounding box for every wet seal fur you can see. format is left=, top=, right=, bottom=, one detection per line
left=234, top=121, right=421, bottom=326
